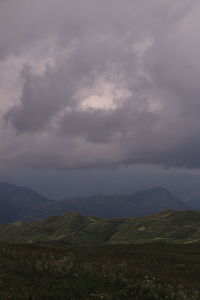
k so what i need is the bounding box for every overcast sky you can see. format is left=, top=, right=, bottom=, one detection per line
left=1, top=0, right=200, bottom=200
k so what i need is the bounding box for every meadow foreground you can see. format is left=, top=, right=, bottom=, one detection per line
left=0, top=242, right=199, bottom=299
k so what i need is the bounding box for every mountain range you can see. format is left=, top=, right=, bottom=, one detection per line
left=0, top=182, right=192, bottom=223
left=0, top=182, right=51, bottom=223
left=188, top=197, right=200, bottom=209
left=26, top=187, right=190, bottom=220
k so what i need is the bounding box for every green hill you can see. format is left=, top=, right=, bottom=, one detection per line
left=1, top=209, right=200, bottom=245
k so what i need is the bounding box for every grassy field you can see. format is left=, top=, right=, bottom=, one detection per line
left=0, top=242, right=199, bottom=299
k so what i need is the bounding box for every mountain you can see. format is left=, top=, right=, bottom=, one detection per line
left=0, top=182, right=190, bottom=223
left=126, top=187, right=189, bottom=216
left=27, top=187, right=190, bottom=220
left=187, top=198, right=200, bottom=210
left=0, top=210, right=199, bottom=245
left=0, top=182, right=51, bottom=223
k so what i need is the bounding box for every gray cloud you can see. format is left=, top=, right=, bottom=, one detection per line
left=1, top=0, right=200, bottom=171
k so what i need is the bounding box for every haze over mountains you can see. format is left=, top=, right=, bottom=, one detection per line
left=0, top=182, right=51, bottom=224
left=27, top=187, right=190, bottom=221
left=0, top=182, right=194, bottom=224
left=0, top=182, right=199, bottom=246
left=188, top=198, right=200, bottom=210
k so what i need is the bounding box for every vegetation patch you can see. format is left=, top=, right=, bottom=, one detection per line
left=0, top=242, right=199, bottom=299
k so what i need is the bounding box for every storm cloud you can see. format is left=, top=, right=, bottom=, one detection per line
left=1, top=0, right=200, bottom=171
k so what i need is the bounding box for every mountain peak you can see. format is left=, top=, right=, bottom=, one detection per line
left=134, top=187, right=172, bottom=198
left=0, top=182, right=51, bottom=224
left=0, top=183, right=191, bottom=223
left=147, top=187, right=171, bottom=194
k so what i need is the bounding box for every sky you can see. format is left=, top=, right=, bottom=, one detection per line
left=1, top=0, right=200, bottom=200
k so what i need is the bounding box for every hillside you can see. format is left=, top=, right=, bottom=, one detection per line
left=1, top=209, right=200, bottom=245
left=26, top=187, right=190, bottom=220
left=0, top=182, right=51, bottom=223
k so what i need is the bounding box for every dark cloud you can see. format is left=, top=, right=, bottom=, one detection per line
left=0, top=0, right=200, bottom=172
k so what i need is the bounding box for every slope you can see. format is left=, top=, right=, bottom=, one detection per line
left=0, top=209, right=200, bottom=245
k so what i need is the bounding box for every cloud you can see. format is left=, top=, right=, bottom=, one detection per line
left=1, top=0, right=200, bottom=170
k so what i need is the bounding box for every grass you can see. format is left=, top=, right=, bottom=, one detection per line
left=1, top=210, right=200, bottom=245
left=0, top=242, right=199, bottom=299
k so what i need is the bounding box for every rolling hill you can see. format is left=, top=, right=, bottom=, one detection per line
left=1, top=209, right=200, bottom=245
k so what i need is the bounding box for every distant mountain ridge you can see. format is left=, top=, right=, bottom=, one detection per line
left=0, top=182, right=193, bottom=223
left=0, top=182, right=51, bottom=223
left=0, top=210, right=200, bottom=245
left=187, top=197, right=200, bottom=209
left=26, top=187, right=190, bottom=220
